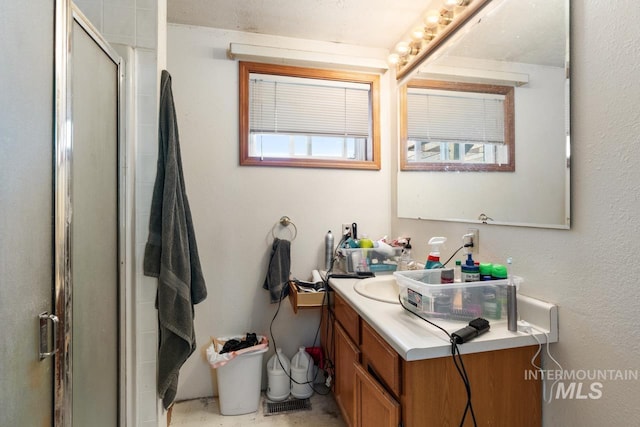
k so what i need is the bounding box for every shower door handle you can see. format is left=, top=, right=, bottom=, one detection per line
left=39, top=312, right=59, bottom=360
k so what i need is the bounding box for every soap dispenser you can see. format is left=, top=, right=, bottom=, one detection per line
left=398, top=238, right=414, bottom=271
left=425, top=237, right=446, bottom=269
left=461, top=253, right=480, bottom=282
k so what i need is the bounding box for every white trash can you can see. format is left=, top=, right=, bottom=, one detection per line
left=208, top=336, right=269, bottom=416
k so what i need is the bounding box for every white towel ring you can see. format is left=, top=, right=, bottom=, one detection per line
left=272, top=216, right=297, bottom=241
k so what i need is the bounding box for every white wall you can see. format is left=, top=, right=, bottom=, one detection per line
left=79, top=0, right=640, bottom=424
left=166, top=24, right=394, bottom=400
left=393, top=2, right=640, bottom=426
left=167, top=2, right=640, bottom=425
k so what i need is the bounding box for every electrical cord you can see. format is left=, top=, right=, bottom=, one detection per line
left=398, top=295, right=478, bottom=427
left=451, top=341, right=478, bottom=426
left=442, top=243, right=473, bottom=267
left=267, top=233, right=347, bottom=398
left=269, top=284, right=330, bottom=396
left=525, top=325, right=563, bottom=404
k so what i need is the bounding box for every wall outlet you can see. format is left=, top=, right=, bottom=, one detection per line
left=467, top=228, right=479, bottom=255
left=342, top=223, right=353, bottom=238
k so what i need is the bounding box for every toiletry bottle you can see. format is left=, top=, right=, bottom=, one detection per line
left=454, top=260, right=462, bottom=282
left=398, top=238, right=413, bottom=271
left=491, top=264, right=507, bottom=281
left=461, top=253, right=482, bottom=316
left=425, top=236, right=447, bottom=269
left=324, top=230, right=334, bottom=271
left=460, top=253, right=480, bottom=282
left=482, top=286, right=501, bottom=320
left=480, top=263, right=498, bottom=318
left=479, top=263, right=493, bottom=281
left=491, top=264, right=508, bottom=319
left=506, top=257, right=518, bottom=331
left=358, top=234, right=374, bottom=248
left=440, top=268, right=454, bottom=284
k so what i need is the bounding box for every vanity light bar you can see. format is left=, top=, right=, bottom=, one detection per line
left=392, top=0, right=493, bottom=82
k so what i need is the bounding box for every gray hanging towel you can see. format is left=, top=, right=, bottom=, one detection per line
left=263, top=238, right=291, bottom=303
left=143, top=70, right=207, bottom=410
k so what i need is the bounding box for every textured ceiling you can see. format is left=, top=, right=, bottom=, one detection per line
left=167, top=0, right=567, bottom=66
left=447, top=0, right=566, bottom=67
left=167, top=0, right=433, bottom=50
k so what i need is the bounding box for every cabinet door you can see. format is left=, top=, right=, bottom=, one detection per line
left=402, top=346, right=541, bottom=426
left=361, top=321, right=401, bottom=398
left=354, top=363, right=400, bottom=427
left=335, top=322, right=361, bottom=427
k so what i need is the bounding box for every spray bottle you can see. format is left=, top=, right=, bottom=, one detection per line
left=425, top=237, right=447, bottom=269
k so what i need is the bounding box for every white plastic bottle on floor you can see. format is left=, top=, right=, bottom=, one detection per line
left=290, top=347, right=314, bottom=399
left=266, top=348, right=291, bottom=401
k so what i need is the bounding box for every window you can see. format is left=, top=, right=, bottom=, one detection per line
left=239, top=62, right=380, bottom=169
left=400, top=80, right=514, bottom=172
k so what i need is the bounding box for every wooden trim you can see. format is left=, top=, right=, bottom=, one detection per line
left=239, top=61, right=381, bottom=170
left=400, top=79, right=515, bottom=172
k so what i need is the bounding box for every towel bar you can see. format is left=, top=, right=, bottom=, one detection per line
left=272, top=216, right=297, bottom=241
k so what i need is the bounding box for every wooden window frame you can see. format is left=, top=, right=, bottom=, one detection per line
left=239, top=61, right=381, bottom=170
left=400, top=79, right=515, bottom=172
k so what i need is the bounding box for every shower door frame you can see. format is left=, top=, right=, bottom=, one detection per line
left=54, top=1, right=130, bottom=425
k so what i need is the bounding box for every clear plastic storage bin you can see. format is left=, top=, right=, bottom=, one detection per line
left=338, top=247, right=402, bottom=273
left=393, top=269, right=522, bottom=322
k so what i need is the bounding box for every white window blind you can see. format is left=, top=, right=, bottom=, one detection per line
left=249, top=73, right=371, bottom=138
left=407, top=87, right=505, bottom=144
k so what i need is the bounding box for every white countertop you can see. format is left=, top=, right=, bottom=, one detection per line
left=327, top=275, right=559, bottom=362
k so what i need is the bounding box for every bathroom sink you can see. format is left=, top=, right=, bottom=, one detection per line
left=353, top=275, right=400, bottom=304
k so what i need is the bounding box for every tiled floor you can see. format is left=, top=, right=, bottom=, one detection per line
left=169, top=389, right=347, bottom=427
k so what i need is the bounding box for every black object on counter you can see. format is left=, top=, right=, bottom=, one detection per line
left=451, top=318, right=490, bottom=344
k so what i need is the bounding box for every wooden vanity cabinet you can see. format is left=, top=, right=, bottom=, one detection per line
left=330, top=293, right=401, bottom=427
left=334, top=322, right=360, bottom=426
left=326, top=292, right=541, bottom=427
left=402, top=345, right=541, bottom=427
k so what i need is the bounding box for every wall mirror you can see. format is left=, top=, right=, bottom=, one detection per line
left=397, top=0, right=570, bottom=229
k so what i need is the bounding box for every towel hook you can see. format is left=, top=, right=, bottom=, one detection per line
left=272, top=216, right=297, bottom=241
left=478, top=213, right=494, bottom=224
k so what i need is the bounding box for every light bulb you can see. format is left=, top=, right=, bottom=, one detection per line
left=410, top=27, right=425, bottom=41
left=424, top=10, right=440, bottom=29
left=388, top=53, right=400, bottom=65
left=443, top=0, right=459, bottom=11
left=395, top=41, right=411, bottom=56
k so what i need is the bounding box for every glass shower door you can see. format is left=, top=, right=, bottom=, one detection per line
left=70, top=14, right=120, bottom=426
